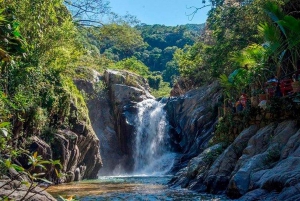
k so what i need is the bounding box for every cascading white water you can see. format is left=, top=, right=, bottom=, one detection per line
left=133, top=99, right=175, bottom=175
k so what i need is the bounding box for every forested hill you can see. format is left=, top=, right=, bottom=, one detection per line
left=83, top=23, right=205, bottom=88
left=135, top=24, right=205, bottom=76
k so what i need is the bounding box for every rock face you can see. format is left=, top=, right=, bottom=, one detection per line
left=171, top=118, right=300, bottom=200
left=28, top=106, right=102, bottom=182
left=104, top=70, right=154, bottom=171
left=22, top=68, right=103, bottom=183
left=75, top=69, right=154, bottom=174
left=165, top=81, right=221, bottom=172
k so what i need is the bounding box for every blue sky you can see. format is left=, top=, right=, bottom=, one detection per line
left=108, top=0, right=211, bottom=26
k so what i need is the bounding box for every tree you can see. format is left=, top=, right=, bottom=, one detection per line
left=64, top=0, right=110, bottom=26
left=99, top=24, right=146, bottom=59
left=263, top=1, right=300, bottom=75
left=111, top=57, right=149, bottom=76
left=174, top=42, right=210, bottom=85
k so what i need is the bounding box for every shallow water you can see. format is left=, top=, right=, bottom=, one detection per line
left=47, top=176, right=230, bottom=201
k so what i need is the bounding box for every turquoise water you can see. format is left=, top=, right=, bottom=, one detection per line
left=47, top=176, right=230, bottom=201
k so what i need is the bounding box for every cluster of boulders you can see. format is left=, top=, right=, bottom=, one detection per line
left=170, top=119, right=300, bottom=200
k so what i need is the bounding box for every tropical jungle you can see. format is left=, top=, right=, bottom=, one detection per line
left=1, top=0, right=300, bottom=200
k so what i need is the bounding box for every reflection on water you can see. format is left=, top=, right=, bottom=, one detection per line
left=47, top=176, right=230, bottom=201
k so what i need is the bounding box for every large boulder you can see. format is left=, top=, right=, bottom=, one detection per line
left=227, top=121, right=298, bottom=198
left=67, top=99, right=103, bottom=179
left=0, top=179, right=56, bottom=201
left=203, top=125, right=259, bottom=194
left=170, top=110, right=300, bottom=200
left=104, top=69, right=154, bottom=101
left=166, top=81, right=221, bottom=172
left=169, top=143, right=224, bottom=190
left=75, top=69, right=154, bottom=174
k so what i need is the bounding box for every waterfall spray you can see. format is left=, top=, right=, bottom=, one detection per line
left=133, top=99, right=174, bottom=175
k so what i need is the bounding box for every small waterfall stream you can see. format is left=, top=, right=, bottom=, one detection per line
left=133, top=99, right=174, bottom=175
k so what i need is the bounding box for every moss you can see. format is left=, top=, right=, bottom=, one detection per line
left=61, top=76, right=91, bottom=126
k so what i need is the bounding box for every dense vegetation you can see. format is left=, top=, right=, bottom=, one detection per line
left=0, top=0, right=91, bottom=186
left=1, top=0, right=300, bottom=198
left=0, top=1, right=204, bottom=187
left=175, top=0, right=300, bottom=90
left=186, top=0, right=300, bottom=145
left=80, top=23, right=204, bottom=96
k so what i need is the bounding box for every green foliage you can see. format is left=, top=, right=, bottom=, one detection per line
left=99, top=24, right=147, bottom=58
left=150, top=81, right=171, bottom=98
left=111, top=57, right=150, bottom=76
left=147, top=73, right=162, bottom=90
left=83, top=23, right=204, bottom=84
left=174, top=42, right=210, bottom=85
left=262, top=1, right=300, bottom=74
left=0, top=9, right=26, bottom=62
left=61, top=75, right=89, bottom=124
left=218, top=68, right=251, bottom=101
left=0, top=151, right=63, bottom=200
left=162, top=60, right=179, bottom=83
left=175, top=0, right=285, bottom=89
left=134, top=24, right=204, bottom=82
left=0, top=1, right=94, bottom=192
left=136, top=24, right=202, bottom=51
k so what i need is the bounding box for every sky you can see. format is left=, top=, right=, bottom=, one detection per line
left=108, top=0, right=211, bottom=26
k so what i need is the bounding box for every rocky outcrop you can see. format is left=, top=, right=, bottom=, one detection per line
left=104, top=69, right=154, bottom=103
left=171, top=118, right=300, bottom=200
left=74, top=69, right=154, bottom=174
left=227, top=120, right=299, bottom=199
left=1, top=170, right=55, bottom=201
left=165, top=81, right=221, bottom=172
left=0, top=178, right=56, bottom=201
left=24, top=70, right=103, bottom=182
left=169, top=143, right=224, bottom=190
left=28, top=114, right=102, bottom=182
left=74, top=69, right=122, bottom=175
left=104, top=70, right=154, bottom=168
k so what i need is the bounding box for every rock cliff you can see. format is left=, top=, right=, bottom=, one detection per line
left=167, top=80, right=300, bottom=200
left=170, top=114, right=300, bottom=200
left=27, top=98, right=102, bottom=182
left=165, top=81, right=221, bottom=172
left=75, top=69, right=154, bottom=174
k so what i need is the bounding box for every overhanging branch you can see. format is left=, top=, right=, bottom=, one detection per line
left=186, top=5, right=211, bottom=21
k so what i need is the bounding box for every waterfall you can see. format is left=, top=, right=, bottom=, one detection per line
left=133, top=99, right=174, bottom=175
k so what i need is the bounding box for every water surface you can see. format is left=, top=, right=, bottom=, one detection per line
left=47, top=176, right=230, bottom=201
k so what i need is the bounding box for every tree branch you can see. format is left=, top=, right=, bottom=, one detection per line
left=185, top=5, right=211, bottom=21
left=74, top=19, right=104, bottom=27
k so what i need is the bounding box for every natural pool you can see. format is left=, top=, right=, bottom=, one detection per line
left=47, top=176, right=230, bottom=201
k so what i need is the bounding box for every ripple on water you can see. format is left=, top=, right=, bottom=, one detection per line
left=47, top=176, right=230, bottom=201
